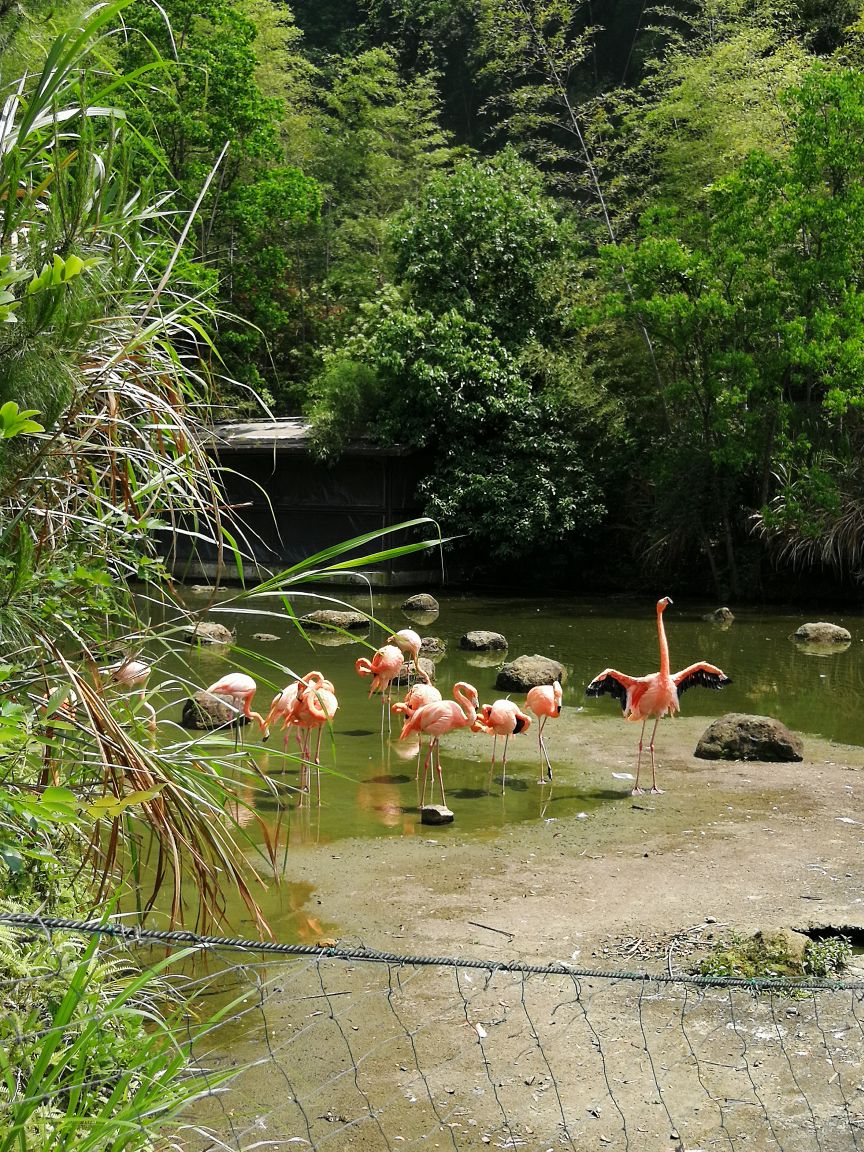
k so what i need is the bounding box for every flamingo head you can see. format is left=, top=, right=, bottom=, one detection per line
left=657, top=596, right=673, bottom=612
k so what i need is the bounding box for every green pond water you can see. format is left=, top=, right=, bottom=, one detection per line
left=146, top=590, right=863, bottom=937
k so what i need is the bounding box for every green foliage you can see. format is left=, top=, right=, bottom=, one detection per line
left=393, top=148, right=560, bottom=341
left=310, top=151, right=608, bottom=562
left=697, top=930, right=850, bottom=982
left=0, top=927, right=225, bottom=1151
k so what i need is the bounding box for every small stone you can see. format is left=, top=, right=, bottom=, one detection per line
left=252, top=632, right=280, bottom=642
left=703, top=606, right=734, bottom=623
left=420, top=804, right=454, bottom=825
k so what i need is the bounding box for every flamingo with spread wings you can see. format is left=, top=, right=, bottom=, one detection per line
left=585, top=597, right=731, bottom=795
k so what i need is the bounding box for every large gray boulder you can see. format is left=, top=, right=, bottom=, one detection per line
left=496, top=654, right=564, bottom=692
left=301, top=609, right=369, bottom=630
left=694, top=713, right=803, bottom=762
left=182, top=690, right=248, bottom=730
left=460, top=630, right=508, bottom=651
left=794, top=622, right=851, bottom=645
left=182, top=621, right=234, bottom=645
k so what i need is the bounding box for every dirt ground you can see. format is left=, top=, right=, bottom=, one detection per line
left=196, top=713, right=864, bottom=1151
left=286, top=711, right=864, bottom=972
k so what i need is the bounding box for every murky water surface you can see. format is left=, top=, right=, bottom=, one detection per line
left=150, top=590, right=864, bottom=935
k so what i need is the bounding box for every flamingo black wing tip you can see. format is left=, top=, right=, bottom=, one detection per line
left=586, top=674, right=629, bottom=712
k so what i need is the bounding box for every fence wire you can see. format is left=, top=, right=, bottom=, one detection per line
left=2, top=916, right=863, bottom=1152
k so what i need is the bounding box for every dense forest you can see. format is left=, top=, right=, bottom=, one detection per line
left=4, top=0, right=864, bottom=597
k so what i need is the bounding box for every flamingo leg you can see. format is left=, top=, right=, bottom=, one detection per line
left=420, top=739, right=435, bottom=807
left=435, top=739, right=447, bottom=808
left=487, top=734, right=499, bottom=793
left=314, top=728, right=323, bottom=805
left=501, top=733, right=511, bottom=794
left=537, top=716, right=552, bottom=782
left=633, top=718, right=648, bottom=795
left=647, top=716, right=664, bottom=794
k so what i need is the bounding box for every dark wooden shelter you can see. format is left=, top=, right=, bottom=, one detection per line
left=169, top=419, right=439, bottom=586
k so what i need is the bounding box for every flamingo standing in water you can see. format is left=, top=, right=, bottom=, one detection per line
left=526, top=681, right=562, bottom=782
left=293, top=681, right=339, bottom=804
left=205, top=672, right=270, bottom=740
left=585, top=596, right=731, bottom=795
left=399, top=681, right=479, bottom=808
left=473, top=699, right=532, bottom=793
left=392, top=681, right=443, bottom=779
left=104, top=658, right=157, bottom=732
left=355, top=643, right=404, bottom=732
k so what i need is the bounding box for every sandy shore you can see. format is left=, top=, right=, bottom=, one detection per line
left=283, top=711, right=864, bottom=970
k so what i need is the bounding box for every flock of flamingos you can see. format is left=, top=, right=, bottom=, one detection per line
left=104, top=596, right=732, bottom=810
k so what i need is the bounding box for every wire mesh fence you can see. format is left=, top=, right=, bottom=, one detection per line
left=1, top=916, right=863, bottom=1152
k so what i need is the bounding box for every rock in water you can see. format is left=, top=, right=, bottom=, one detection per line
left=300, top=609, right=369, bottom=630
left=182, top=690, right=248, bottom=730
left=460, top=630, right=508, bottom=651
left=496, top=654, right=564, bottom=692
left=182, top=621, right=234, bottom=645
left=402, top=593, right=439, bottom=613
left=794, top=622, right=852, bottom=644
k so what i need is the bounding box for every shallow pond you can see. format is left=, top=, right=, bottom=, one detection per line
left=140, top=588, right=864, bottom=938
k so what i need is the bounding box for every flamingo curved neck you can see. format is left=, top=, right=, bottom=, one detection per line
left=657, top=602, right=670, bottom=676
left=453, top=683, right=477, bottom=722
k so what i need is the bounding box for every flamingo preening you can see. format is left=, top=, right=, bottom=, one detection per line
left=526, top=681, right=562, bottom=782
left=585, top=596, right=731, bottom=795
left=293, top=682, right=339, bottom=804
left=398, top=681, right=479, bottom=809
left=205, top=672, right=270, bottom=740
left=473, top=699, right=532, bottom=793
left=355, top=643, right=404, bottom=732
left=386, top=629, right=423, bottom=684
left=104, top=658, right=157, bottom=732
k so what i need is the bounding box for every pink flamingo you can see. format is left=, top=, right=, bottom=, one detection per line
left=266, top=671, right=334, bottom=757
left=398, top=681, right=479, bottom=808
left=293, top=682, right=339, bottom=804
left=392, top=681, right=443, bottom=780
left=586, top=596, right=731, bottom=795
left=391, top=681, right=442, bottom=718
left=355, top=643, right=404, bottom=732
left=266, top=683, right=301, bottom=755
left=104, top=658, right=157, bottom=732
left=473, top=699, right=532, bottom=793
left=387, top=628, right=423, bottom=683
left=526, top=681, right=563, bottom=782
left=205, top=672, right=270, bottom=740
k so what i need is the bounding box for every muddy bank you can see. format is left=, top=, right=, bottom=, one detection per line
left=283, top=712, right=864, bottom=970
